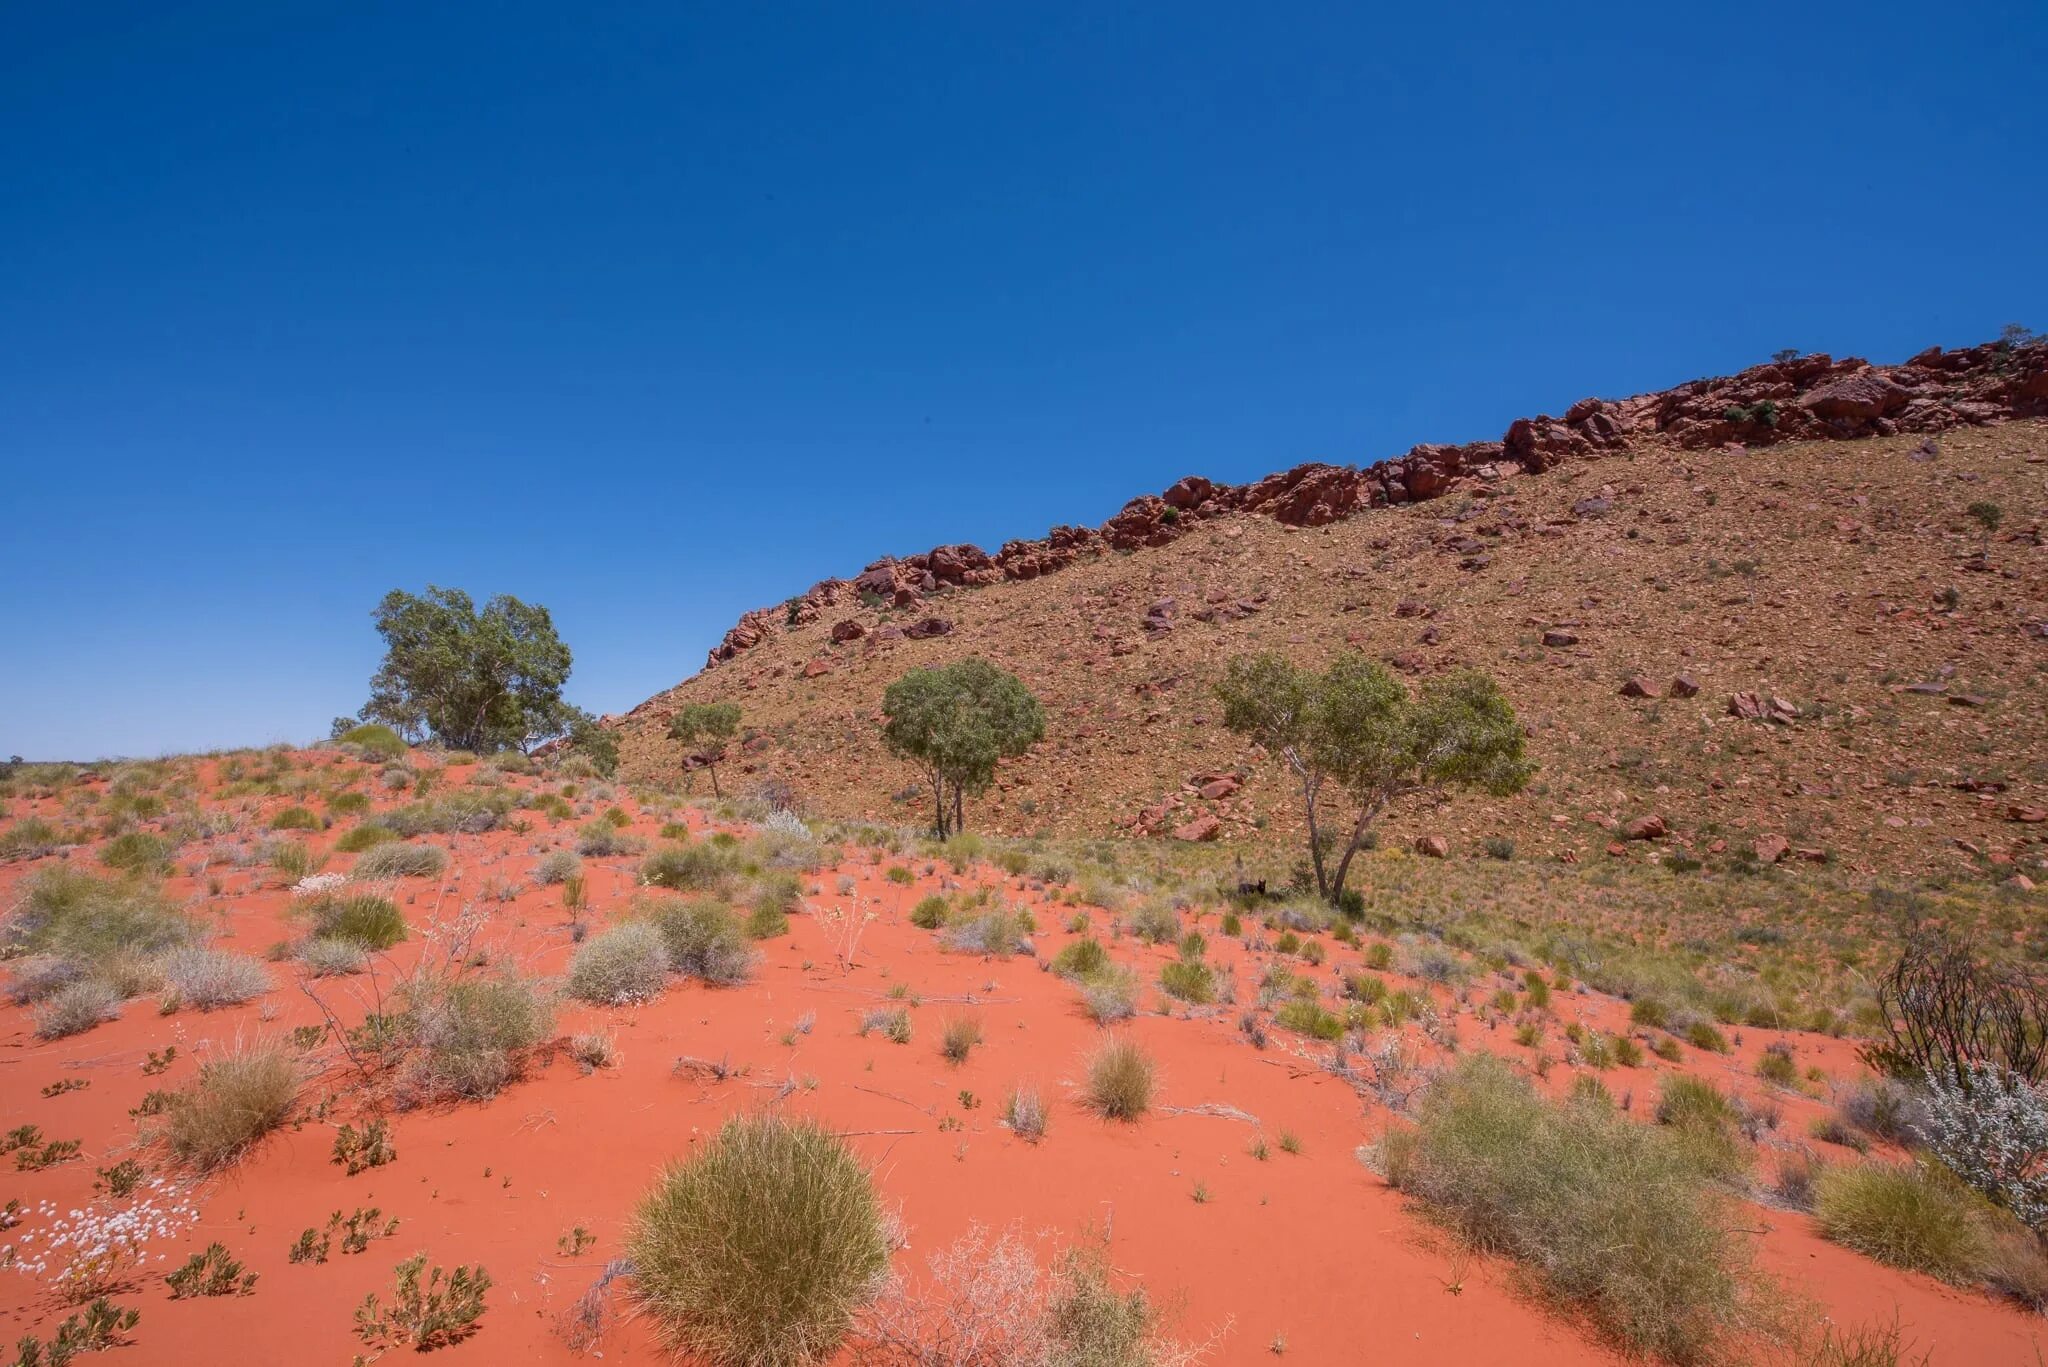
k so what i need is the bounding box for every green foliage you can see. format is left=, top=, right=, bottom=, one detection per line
left=881, top=658, right=1046, bottom=838
left=5, top=866, right=192, bottom=965
left=641, top=842, right=740, bottom=895
left=355, top=585, right=577, bottom=754
left=354, top=1253, right=492, bottom=1353
left=1217, top=651, right=1532, bottom=907
left=333, top=823, right=396, bottom=852
left=9, top=1298, right=139, bottom=1366
left=1385, top=1055, right=1762, bottom=1362
left=269, top=805, right=320, bottom=831
left=1050, top=937, right=1110, bottom=980
left=300, top=892, right=407, bottom=950
left=668, top=702, right=743, bottom=795
left=99, top=832, right=173, bottom=874
left=908, top=894, right=950, bottom=930
left=165, top=1242, right=258, bottom=1298
left=332, top=1118, right=397, bottom=1175
left=333, top=722, right=409, bottom=760
left=1814, top=1161, right=1990, bottom=1284
left=1275, top=999, right=1344, bottom=1040
left=1654, top=1076, right=1749, bottom=1181
left=629, top=1114, right=888, bottom=1367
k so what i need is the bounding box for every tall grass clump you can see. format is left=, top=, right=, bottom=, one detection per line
left=299, top=891, right=407, bottom=950
left=641, top=844, right=740, bottom=895
left=165, top=1041, right=298, bottom=1170
left=534, top=850, right=582, bottom=885
left=1050, top=937, right=1110, bottom=981
left=1813, top=1161, right=1990, bottom=1284
left=33, top=980, right=124, bottom=1038
left=942, top=908, right=1024, bottom=957
left=351, top=842, right=448, bottom=880
left=630, top=1113, right=888, bottom=1367
left=334, top=824, right=396, bottom=853
left=567, top=923, right=672, bottom=1005
left=1083, top=1038, right=1155, bottom=1121
left=100, top=831, right=175, bottom=874
left=1654, top=1075, right=1750, bottom=1181
left=6, top=867, right=192, bottom=964
left=1383, top=1054, right=1764, bottom=1363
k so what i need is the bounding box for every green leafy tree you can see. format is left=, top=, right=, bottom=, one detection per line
left=1967, top=500, right=2004, bottom=555
left=356, top=587, right=577, bottom=754
left=1217, top=652, right=1532, bottom=909
left=667, top=702, right=742, bottom=797
left=882, top=659, right=1045, bottom=837
left=563, top=709, right=619, bottom=777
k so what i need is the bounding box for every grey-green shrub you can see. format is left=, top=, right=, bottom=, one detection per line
left=1384, top=1054, right=1760, bottom=1362
left=156, top=948, right=272, bottom=1010
left=568, top=923, right=672, bottom=1006
left=165, top=1042, right=297, bottom=1170
left=300, top=937, right=369, bottom=977
left=351, top=842, right=448, bottom=880
left=33, top=979, right=123, bottom=1038
left=398, top=973, right=554, bottom=1102
left=535, top=850, right=582, bottom=885
left=640, top=899, right=755, bottom=985
left=630, top=1114, right=888, bottom=1366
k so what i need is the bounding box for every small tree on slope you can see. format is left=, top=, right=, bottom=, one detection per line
left=1217, top=651, right=1532, bottom=909
left=667, top=702, right=742, bottom=797
left=882, top=659, right=1045, bottom=839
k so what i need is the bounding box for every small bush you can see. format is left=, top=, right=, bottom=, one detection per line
left=7, top=866, right=192, bottom=964
left=156, top=948, right=272, bottom=1010
left=1078, top=969, right=1139, bottom=1025
left=165, top=1042, right=297, bottom=1170
left=1, top=816, right=65, bottom=860
left=1655, top=1075, right=1749, bottom=1181
left=535, top=849, right=583, bottom=885
left=301, top=937, right=369, bottom=977
left=34, top=980, right=123, bottom=1038
left=301, top=892, right=407, bottom=950
left=334, top=824, right=397, bottom=852
left=641, top=899, right=756, bottom=985
left=567, top=923, right=672, bottom=1005
left=337, top=723, right=409, bottom=760
left=270, top=805, right=321, bottom=831
left=942, top=909, right=1025, bottom=957
left=1004, top=1085, right=1047, bottom=1142
left=101, top=831, right=174, bottom=874
left=1386, top=1054, right=1762, bottom=1362
left=641, top=844, right=739, bottom=895
left=940, top=1016, right=983, bottom=1063
left=908, top=895, right=950, bottom=930
left=630, top=1113, right=888, bottom=1366
left=1083, top=1038, right=1154, bottom=1121
left=354, top=1253, right=492, bottom=1352
left=399, top=973, right=554, bottom=1102
left=1814, top=1161, right=1989, bottom=1284
left=1920, top=1063, right=2048, bottom=1228
left=1837, top=1076, right=1926, bottom=1147
left=1051, top=937, right=1110, bottom=981
left=1158, top=958, right=1215, bottom=1005
left=351, top=842, right=448, bottom=880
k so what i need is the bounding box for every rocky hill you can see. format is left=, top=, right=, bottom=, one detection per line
left=615, top=339, right=2048, bottom=879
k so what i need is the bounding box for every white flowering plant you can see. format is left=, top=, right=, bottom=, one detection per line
left=1922, top=1063, right=2048, bottom=1230
left=4, top=1181, right=199, bottom=1299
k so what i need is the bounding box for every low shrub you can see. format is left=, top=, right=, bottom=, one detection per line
left=270, top=805, right=321, bottom=831
left=567, top=923, right=672, bottom=1006
left=630, top=1114, right=888, bottom=1366
left=300, top=937, right=369, bottom=977
left=0, top=816, right=65, bottom=860
left=1083, top=1038, right=1154, bottom=1121
left=156, top=948, right=272, bottom=1010
left=1655, top=1075, right=1750, bottom=1181
left=641, top=844, right=739, bottom=895
left=908, top=895, right=950, bottom=930
left=336, top=723, right=409, bottom=761
left=942, top=909, right=1025, bottom=957
left=34, top=980, right=124, bottom=1038
left=101, top=831, right=174, bottom=874
left=1814, top=1161, right=1989, bottom=1284
left=1078, top=969, right=1139, bottom=1025
left=165, top=1042, right=297, bottom=1170
left=354, top=1253, right=492, bottom=1352
left=1158, top=958, right=1215, bottom=1005
left=1385, top=1054, right=1764, bottom=1362
left=398, top=973, right=554, bottom=1102
left=1051, top=937, right=1110, bottom=980
left=940, top=1015, right=983, bottom=1063
left=351, top=842, right=448, bottom=880
left=334, top=824, right=397, bottom=853
left=640, top=899, right=756, bottom=985
left=7, top=867, right=192, bottom=964
left=534, top=850, right=583, bottom=885
left=1004, top=1085, right=1048, bottom=1142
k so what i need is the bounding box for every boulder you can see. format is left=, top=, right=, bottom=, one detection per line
left=1623, top=814, right=1668, bottom=841
left=1414, top=834, right=1450, bottom=859
left=1173, top=814, right=1222, bottom=843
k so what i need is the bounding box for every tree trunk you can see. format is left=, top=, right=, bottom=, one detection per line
left=1326, top=799, right=1386, bottom=909
left=931, top=773, right=950, bottom=839
left=709, top=761, right=722, bottom=798
left=953, top=784, right=964, bottom=836
left=1299, top=771, right=1329, bottom=900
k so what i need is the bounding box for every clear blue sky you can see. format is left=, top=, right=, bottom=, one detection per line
left=5, top=2, right=2044, bottom=760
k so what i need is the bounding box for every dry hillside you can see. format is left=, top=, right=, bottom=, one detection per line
left=617, top=352, right=2048, bottom=883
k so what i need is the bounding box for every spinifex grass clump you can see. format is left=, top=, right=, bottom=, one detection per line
left=1083, top=1038, right=1155, bottom=1121
left=165, top=1042, right=297, bottom=1171
left=298, top=891, right=407, bottom=950
left=630, top=1114, right=888, bottom=1366
left=1383, top=1054, right=1766, bottom=1363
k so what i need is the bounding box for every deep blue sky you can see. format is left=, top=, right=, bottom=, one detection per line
left=5, top=2, right=2044, bottom=759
